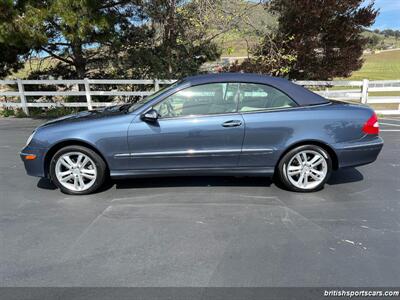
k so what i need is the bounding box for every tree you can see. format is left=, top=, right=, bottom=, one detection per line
left=0, top=0, right=36, bottom=78
left=210, top=0, right=275, bottom=58
left=267, top=0, right=378, bottom=80
left=1, top=0, right=142, bottom=79
left=226, top=35, right=297, bottom=77
left=366, top=34, right=381, bottom=49
left=381, top=29, right=394, bottom=37
left=1, top=0, right=281, bottom=80
left=118, top=0, right=221, bottom=79
left=113, top=0, right=255, bottom=79
left=0, top=0, right=227, bottom=80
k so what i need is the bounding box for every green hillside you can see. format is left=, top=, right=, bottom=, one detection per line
left=347, top=49, right=400, bottom=80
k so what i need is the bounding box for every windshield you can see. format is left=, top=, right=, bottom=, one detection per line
left=128, top=81, right=180, bottom=112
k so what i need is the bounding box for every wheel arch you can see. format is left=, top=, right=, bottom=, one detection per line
left=44, top=139, right=109, bottom=178
left=277, top=140, right=339, bottom=171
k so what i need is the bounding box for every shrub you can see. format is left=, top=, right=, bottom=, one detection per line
left=0, top=108, right=15, bottom=117
left=44, top=107, right=82, bottom=118
left=14, top=108, right=27, bottom=118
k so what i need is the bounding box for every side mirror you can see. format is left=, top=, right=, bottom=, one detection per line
left=141, top=108, right=159, bottom=122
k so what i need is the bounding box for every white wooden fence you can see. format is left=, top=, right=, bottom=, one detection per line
left=295, top=79, right=400, bottom=115
left=0, top=78, right=400, bottom=115
left=0, top=79, right=175, bottom=116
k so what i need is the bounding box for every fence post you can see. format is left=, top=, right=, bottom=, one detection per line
left=361, top=79, right=369, bottom=104
left=17, top=79, right=29, bottom=116
left=84, top=78, right=93, bottom=110
left=154, top=79, right=160, bottom=92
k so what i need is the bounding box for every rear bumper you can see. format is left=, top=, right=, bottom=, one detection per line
left=334, top=136, right=384, bottom=168
left=20, top=146, right=47, bottom=177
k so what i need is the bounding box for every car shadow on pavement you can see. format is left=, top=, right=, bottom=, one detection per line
left=327, top=167, right=364, bottom=185
left=36, top=169, right=362, bottom=192
left=114, top=176, right=273, bottom=190
left=37, top=177, right=116, bottom=194
left=37, top=177, right=57, bottom=190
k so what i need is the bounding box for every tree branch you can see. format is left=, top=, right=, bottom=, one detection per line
left=39, top=46, right=75, bottom=66
left=100, top=0, right=128, bottom=10
left=48, top=42, right=72, bottom=47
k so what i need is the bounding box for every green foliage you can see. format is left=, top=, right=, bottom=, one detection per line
left=0, top=108, right=15, bottom=117
left=28, top=106, right=83, bottom=118
left=363, top=30, right=400, bottom=50
left=0, top=106, right=85, bottom=118
left=0, top=0, right=36, bottom=77
left=267, top=0, right=379, bottom=80
left=0, top=0, right=225, bottom=80
left=226, top=47, right=234, bottom=55
left=2, top=0, right=385, bottom=82
left=226, top=34, right=297, bottom=77
left=14, top=108, right=27, bottom=118
left=0, top=0, right=142, bottom=78
left=114, top=0, right=221, bottom=79
left=366, top=34, right=382, bottom=49
left=377, top=29, right=400, bottom=39
left=41, top=107, right=81, bottom=118
left=214, top=0, right=276, bottom=57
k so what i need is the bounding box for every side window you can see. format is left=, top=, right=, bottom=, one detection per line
left=154, top=83, right=239, bottom=118
left=238, top=83, right=297, bottom=112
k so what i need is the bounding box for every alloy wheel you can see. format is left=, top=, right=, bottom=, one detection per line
left=55, top=151, right=97, bottom=192
left=285, top=150, right=328, bottom=190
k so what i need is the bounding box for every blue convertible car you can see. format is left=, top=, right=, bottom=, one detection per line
left=21, top=73, right=383, bottom=194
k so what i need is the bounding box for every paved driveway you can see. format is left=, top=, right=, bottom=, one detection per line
left=0, top=117, right=399, bottom=286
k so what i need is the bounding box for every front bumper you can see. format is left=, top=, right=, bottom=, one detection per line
left=334, top=136, right=384, bottom=168
left=20, top=146, right=47, bottom=177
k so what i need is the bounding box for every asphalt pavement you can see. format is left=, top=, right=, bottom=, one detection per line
left=0, top=117, right=399, bottom=287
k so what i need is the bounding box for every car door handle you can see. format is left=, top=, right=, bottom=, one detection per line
left=222, top=120, right=242, bottom=127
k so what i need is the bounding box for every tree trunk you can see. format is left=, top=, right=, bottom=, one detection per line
left=73, top=51, right=86, bottom=79
left=165, top=0, right=176, bottom=78
left=72, top=41, right=87, bottom=101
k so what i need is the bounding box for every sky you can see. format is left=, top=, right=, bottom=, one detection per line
left=370, top=0, right=400, bottom=30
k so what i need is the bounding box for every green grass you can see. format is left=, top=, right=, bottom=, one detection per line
left=369, top=91, right=400, bottom=96
left=346, top=49, right=400, bottom=80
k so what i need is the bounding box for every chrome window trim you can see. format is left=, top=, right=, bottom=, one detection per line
left=155, top=111, right=242, bottom=121
left=147, top=101, right=332, bottom=122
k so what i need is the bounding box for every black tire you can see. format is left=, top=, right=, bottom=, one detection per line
left=277, top=144, right=332, bottom=192
left=49, top=145, right=107, bottom=195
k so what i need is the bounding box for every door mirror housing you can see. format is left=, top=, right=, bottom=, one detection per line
left=141, top=108, right=159, bottom=122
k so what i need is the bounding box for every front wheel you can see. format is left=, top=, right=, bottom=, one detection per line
left=277, top=145, right=332, bottom=192
left=50, top=145, right=107, bottom=195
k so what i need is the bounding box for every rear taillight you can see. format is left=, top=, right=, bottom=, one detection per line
left=362, top=113, right=379, bottom=135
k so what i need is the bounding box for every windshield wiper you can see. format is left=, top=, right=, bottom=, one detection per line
left=119, top=103, right=134, bottom=112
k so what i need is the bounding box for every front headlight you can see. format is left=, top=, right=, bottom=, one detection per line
left=26, top=131, right=35, bottom=146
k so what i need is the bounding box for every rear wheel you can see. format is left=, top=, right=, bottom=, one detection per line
left=277, top=145, right=332, bottom=192
left=50, top=145, right=106, bottom=195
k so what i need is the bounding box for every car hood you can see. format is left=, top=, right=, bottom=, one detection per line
left=39, top=105, right=131, bottom=128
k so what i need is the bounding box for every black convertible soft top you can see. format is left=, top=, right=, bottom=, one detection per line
left=182, top=73, right=329, bottom=106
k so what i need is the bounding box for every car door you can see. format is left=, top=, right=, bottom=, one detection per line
left=126, top=83, right=245, bottom=170
left=238, top=83, right=298, bottom=167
